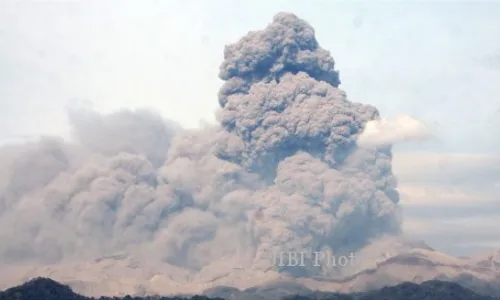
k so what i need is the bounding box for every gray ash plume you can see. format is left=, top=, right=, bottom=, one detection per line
left=0, top=12, right=401, bottom=279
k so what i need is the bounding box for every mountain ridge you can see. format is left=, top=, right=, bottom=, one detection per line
left=1, top=238, right=499, bottom=298
left=1, top=277, right=497, bottom=300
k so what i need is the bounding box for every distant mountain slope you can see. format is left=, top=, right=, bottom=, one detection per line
left=1, top=278, right=497, bottom=300
left=1, top=239, right=499, bottom=298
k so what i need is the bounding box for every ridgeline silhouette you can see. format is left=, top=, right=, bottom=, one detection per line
left=0, top=278, right=497, bottom=300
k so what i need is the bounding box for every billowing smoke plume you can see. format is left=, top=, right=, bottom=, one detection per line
left=0, top=13, right=405, bottom=279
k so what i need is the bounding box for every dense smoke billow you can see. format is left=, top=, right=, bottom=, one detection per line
left=0, top=13, right=412, bottom=278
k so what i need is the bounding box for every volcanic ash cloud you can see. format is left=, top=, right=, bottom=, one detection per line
left=211, top=12, right=401, bottom=275
left=0, top=12, right=404, bottom=279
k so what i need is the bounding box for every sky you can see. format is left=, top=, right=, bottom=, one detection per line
left=0, top=0, right=499, bottom=256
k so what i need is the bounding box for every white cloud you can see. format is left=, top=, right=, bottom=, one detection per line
left=357, top=114, right=431, bottom=148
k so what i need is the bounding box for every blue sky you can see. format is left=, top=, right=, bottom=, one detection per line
left=0, top=0, right=499, bottom=255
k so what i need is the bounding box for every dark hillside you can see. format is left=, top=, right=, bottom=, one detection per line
left=1, top=278, right=498, bottom=300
